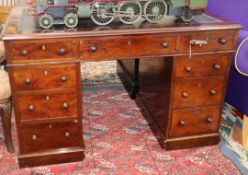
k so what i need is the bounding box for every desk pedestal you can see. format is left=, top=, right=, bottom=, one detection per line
left=118, top=55, right=229, bottom=149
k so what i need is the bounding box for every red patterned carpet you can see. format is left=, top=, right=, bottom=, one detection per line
left=0, top=85, right=241, bottom=175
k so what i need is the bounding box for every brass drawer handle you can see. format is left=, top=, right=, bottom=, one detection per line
left=28, top=104, right=34, bottom=111
left=65, top=131, right=70, bottom=137
left=184, top=66, right=192, bottom=72
left=179, top=120, right=186, bottom=126
left=181, top=91, right=188, bottom=98
left=213, top=64, right=221, bottom=70
left=25, top=78, right=31, bottom=85
left=61, top=75, right=67, bottom=82
left=32, top=134, right=37, bottom=141
left=206, top=117, right=213, bottom=123
left=161, top=42, right=168, bottom=48
left=62, top=102, right=69, bottom=109
left=210, top=89, right=217, bottom=96
left=90, top=46, right=97, bottom=52
left=21, top=50, right=28, bottom=56
left=58, top=48, right=66, bottom=55
left=219, top=38, right=227, bottom=45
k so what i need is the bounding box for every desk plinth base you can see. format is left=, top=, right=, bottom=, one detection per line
left=164, top=133, right=220, bottom=150
left=18, top=147, right=85, bottom=168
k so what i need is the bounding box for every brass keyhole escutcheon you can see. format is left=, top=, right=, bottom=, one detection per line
left=65, top=132, right=70, bottom=137
left=32, top=134, right=37, bottom=141
left=28, top=104, right=34, bottom=111
left=185, top=66, right=192, bottom=72
left=44, top=70, right=48, bottom=76
left=42, top=45, right=46, bottom=50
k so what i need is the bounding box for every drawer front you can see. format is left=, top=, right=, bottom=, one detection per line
left=173, top=77, right=225, bottom=108
left=170, top=106, right=220, bottom=137
left=80, top=35, right=176, bottom=60
left=16, top=91, right=78, bottom=121
left=174, top=55, right=230, bottom=78
left=19, top=119, right=82, bottom=153
left=180, top=31, right=235, bottom=53
left=9, top=39, right=78, bottom=61
left=11, top=64, right=77, bottom=91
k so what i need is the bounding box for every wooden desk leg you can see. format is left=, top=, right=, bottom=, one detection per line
left=0, top=99, right=14, bottom=153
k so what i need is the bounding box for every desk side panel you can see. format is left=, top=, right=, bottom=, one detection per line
left=138, top=57, right=173, bottom=137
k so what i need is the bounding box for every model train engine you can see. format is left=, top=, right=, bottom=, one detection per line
left=32, top=0, right=208, bottom=28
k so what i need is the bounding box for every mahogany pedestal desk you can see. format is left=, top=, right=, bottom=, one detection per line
left=2, top=7, right=241, bottom=167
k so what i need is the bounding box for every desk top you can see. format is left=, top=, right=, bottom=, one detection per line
left=2, top=6, right=241, bottom=41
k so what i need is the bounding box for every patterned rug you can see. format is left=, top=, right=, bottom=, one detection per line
left=0, top=84, right=241, bottom=175
left=0, top=61, right=244, bottom=174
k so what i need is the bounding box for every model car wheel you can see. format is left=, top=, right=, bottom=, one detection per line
left=118, top=1, right=142, bottom=24
left=144, top=0, right=167, bottom=23
left=39, top=14, right=53, bottom=29
left=91, top=2, right=115, bottom=26
left=64, top=13, right=78, bottom=28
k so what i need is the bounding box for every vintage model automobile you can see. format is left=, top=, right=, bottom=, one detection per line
left=32, top=0, right=208, bottom=28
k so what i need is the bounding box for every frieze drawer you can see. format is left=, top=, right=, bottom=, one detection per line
left=8, top=39, right=79, bottom=61
left=173, top=76, right=225, bottom=108
left=19, top=119, right=82, bottom=154
left=169, top=106, right=221, bottom=137
left=16, top=91, right=78, bottom=122
left=179, top=31, right=236, bottom=53
left=174, top=54, right=230, bottom=78
left=10, top=64, right=78, bottom=91
left=80, top=34, right=177, bottom=60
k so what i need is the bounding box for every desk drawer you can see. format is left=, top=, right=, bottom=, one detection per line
left=9, top=39, right=78, bottom=61
left=173, top=77, right=225, bottom=108
left=174, top=54, right=230, bottom=78
left=19, top=119, right=82, bottom=153
left=80, top=35, right=176, bottom=60
left=11, top=64, right=78, bottom=91
left=179, top=31, right=235, bottom=53
left=16, top=91, right=78, bottom=122
left=170, top=106, right=220, bottom=137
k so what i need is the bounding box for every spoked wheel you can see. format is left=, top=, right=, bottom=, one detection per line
left=118, top=1, right=142, bottom=24
left=181, top=8, right=194, bottom=22
left=64, top=13, right=78, bottom=28
left=39, top=14, right=53, bottom=29
left=91, top=2, right=115, bottom=26
left=144, top=0, right=167, bottom=23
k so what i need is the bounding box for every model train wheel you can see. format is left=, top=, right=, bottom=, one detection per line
left=64, top=13, right=78, bottom=28
left=144, top=0, right=167, bottom=23
left=39, top=14, right=53, bottom=29
left=181, top=8, right=193, bottom=22
left=118, top=1, right=142, bottom=24
left=91, top=2, right=115, bottom=26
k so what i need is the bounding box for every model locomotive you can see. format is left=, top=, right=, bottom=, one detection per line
left=31, top=0, right=208, bottom=29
